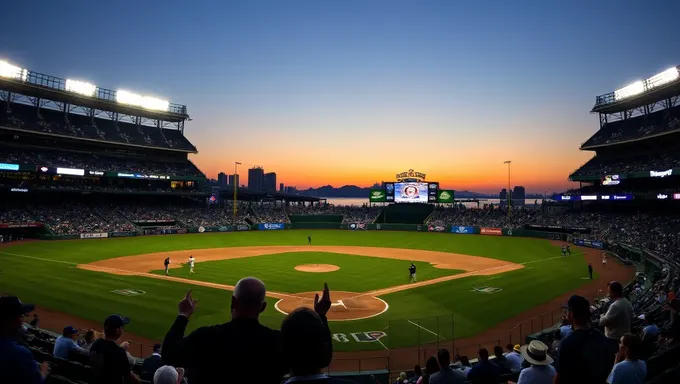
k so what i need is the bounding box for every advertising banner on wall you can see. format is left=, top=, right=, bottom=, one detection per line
left=450, top=226, right=475, bottom=234
left=80, top=233, right=109, bottom=239
left=427, top=225, right=446, bottom=232
left=258, top=223, right=285, bottom=230
left=109, top=231, right=137, bottom=237
left=236, top=225, right=250, bottom=231
left=524, top=224, right=591, bottom=234
left=369, top=189, right=387, bottom=203
left=573, top=239, right=604, bottom=249
left=480, top=227, right=503, bottom=236
left=349, top=223, right=367, bottom=230
left=437, top=190, right=455, bottom=203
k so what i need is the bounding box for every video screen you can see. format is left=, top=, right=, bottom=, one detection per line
left=394, top=182, right=429, bottom=204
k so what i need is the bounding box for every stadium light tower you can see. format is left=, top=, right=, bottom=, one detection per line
left=233, top=161, right=242, bottom=225
left=504, top=160, right=512, bottom=216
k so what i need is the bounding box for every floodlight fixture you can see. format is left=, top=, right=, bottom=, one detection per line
left=116, top=89, right=169, bottom=111
left=646, top=67, right=679, bottom=90
left=0, top=60, right=28, bottom=81
left=614, top=80, right=644, bottom=101
left=65, top=79, right=97, bottom=97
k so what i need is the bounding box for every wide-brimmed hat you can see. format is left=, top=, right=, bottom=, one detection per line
left=520, top=340, right=553, bottom=366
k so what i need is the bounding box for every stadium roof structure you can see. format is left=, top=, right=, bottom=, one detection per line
left=592, top=66, right=680, bottom=114
left=0, top=60, right=188, bottom=122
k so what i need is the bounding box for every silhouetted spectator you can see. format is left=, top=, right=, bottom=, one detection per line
left=429, top=348, right=466, bottom=383
left=491, top=345, right=511, bottom=374
left=79, top=330, right=96, bottom=351
left=467, top=348, right=500, bottom=384
left=281, top=306, right=354, bottom=384
left=90, top=314, right=140, bottom=384
left=412, top=365, right=422, bottom=383
left=0, top=296, right=49, bottom=384
left=420, top=356, right=439, bottom=384
left=162, top=280, right=332, bottom=384
left=142, top=343, right=165, bottom=379
left=153, top=365, right=185, bottom=384
left=555, top=295, right=609, bottom=384
left=28, top=314, right=39, bottom=328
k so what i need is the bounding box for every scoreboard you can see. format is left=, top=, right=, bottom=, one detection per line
left=373, top=181, right=441, bottom=204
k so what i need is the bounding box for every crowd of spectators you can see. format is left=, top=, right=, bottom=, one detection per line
left=570, top=150, right=680, bottom=178
left=1, top=146, right=204, bottom=178
left=27, top=203, right=133, bottom=235
left=168, top=201, right=251, bottom=227
left=284, top=204, right=382, bottom=223
left=582, top=105, right=680, bottom=148
left=427, top=206, right=541, bottom=228
left=1, top=101, right=196, bottom=151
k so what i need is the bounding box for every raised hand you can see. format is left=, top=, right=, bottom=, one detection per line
left=314, top=282, right=332, bottom=317
left=179, top=289, right=198, bottom=318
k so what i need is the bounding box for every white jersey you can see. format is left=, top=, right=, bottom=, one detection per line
left=188, top=258, right=195, bottom=267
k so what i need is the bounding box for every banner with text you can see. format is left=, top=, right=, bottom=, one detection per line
left=428, top=225, right=446, bottom=232
left=109, top=231, right=137, bottom=238
left=573, top=239, right=604, bottom=249
left=480, top=227, right=503, bottom=236
left=437, top=190, right=455, bottom=203
left=369, top=189, right=387, bottom=203
left=236, top=225, right=250, bottom=231
left=80, top=233, right=109, bottom=239
left=0, top=223, right=43, bottom=229
left=258, top=223, right=286, bottom=230
left=348, top=223, right=367, bottom=230
left=450, top=226, right=475, bottom=234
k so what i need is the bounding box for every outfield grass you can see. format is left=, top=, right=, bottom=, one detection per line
left=0, top=230, right=595, bottom=351
left=151, top=251, right=463, bottom=293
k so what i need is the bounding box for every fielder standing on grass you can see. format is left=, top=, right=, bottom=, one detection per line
left=188, top=256, right=195, bottom=274
left=308, top=235, right=312, bottom=245
left=409, top=263, right=417, bottom=283
left=164, top=257, right=171, bottom=276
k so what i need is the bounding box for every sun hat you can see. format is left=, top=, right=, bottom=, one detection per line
left=520, top=340, right=554, bottom=366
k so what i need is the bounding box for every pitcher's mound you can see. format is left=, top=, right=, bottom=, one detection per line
left=295, top=264, right=340, bottom=273
left=274, top=291, right=388, bottom=321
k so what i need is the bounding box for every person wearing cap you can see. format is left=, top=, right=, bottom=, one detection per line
left=280, top=307, right=354, bottom=384
left=162, top=279, right=333, bottom=384
left=641, top=315, right=660, bottom=342
left=89, top=314, right=140, bottom=384
left=607, top=334, right=646, bottom=384
left=53, top=325, right=87, bottom=360
left=142, top=343, right=165, bottom=379
left=504, top=344, right=523, bottom=372
left=554, top=295, right=609, bottom=384
left=0, top=296, right=50, bottom=384
left=508, top=340, right=555, bottom=384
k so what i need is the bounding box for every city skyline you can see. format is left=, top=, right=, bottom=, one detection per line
left=2, top=1, right=679, bottom=194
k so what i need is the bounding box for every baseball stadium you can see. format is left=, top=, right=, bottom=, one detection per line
left=1, top=60, right=680, bottom=384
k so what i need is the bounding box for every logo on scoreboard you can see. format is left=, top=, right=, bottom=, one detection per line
left=396, top=169, right=426, bottom=182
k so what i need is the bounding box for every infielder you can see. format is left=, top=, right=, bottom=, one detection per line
left=188, top=256, right=195, bottom=274
left=409, top=263, right=417, bottom=283
left=566, top=244, right=571, bottom=256
left=164, top=257, right=171, bottom=276
left=561, top=245, right=567, bottom=257
left=602, top=254, right=607, bottom=268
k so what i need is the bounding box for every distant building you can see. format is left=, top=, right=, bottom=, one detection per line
left=248, top=167, right=264, bottom=191
left=279, top=183, right=284, bottom=192
left=217, top=172, right=227, bottom=187
left=264, top=172, right=277, bottom=192
left=512, top=186, right=526, bottom=206
left=285, top=186, right=298, bottom=194
left=228, top=174, right=240, bottom=187
left=499, top=188, right=508, bottom=202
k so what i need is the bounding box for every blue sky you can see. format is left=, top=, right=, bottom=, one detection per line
left=1, top=0, right=678, bottom=193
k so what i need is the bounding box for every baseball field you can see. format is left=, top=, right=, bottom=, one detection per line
left=0, top=230, right=613, bottom=355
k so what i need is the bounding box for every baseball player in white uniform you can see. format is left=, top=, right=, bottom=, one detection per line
left=188, top=256, right=195, bottom=274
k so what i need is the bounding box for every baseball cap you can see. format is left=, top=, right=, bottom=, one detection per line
left=0, top=296, right=35, bottom=320
left=564, top=295, right=591, bottom=318
left=63, top=326, right=78, bottom=335
left=104, top=314, right=130, bottom=330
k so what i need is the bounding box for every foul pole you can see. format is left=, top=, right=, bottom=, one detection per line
left=233, top=161, right=241, bottom=225
left=504, top=160, right=512, bottom=216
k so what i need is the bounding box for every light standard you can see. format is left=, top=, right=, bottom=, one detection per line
left=503, top=160, right=512, bottom=216
left=233, top=161, right=241, bottom=226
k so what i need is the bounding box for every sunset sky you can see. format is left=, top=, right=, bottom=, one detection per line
left=1, top=1, right=679, bottom=193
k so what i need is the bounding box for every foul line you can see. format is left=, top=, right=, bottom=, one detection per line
left=408, top=320, right=445, bottom=341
